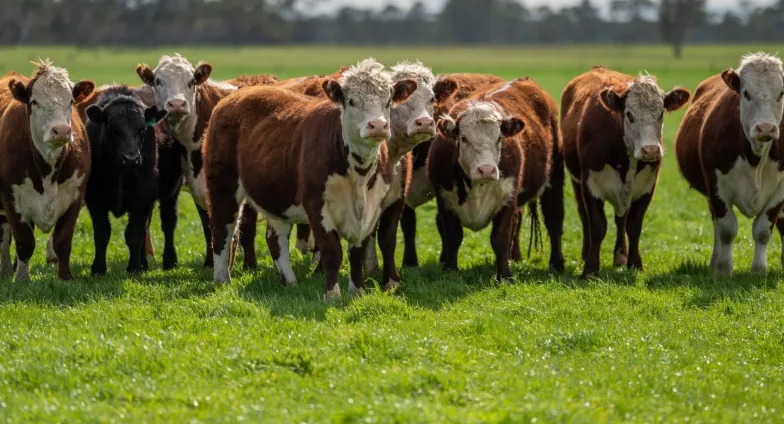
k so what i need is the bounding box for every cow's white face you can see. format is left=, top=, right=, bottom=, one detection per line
left=323, top=59, right=416, bottom=158
left=9, top=60, right=94, bottom=162
left=723, top=53, right=784, bottom=155
left=390, top=62, right=446, bottom=146
left=136, top=54, right=211, bottom=121
left=600, top=75, right=690, bottom=162
left=438, top=101, right=524, bottom=182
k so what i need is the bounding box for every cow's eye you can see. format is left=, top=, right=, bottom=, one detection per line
left=659, top=111, right=664, bottom=120
left=347, top=98, right=355, bottom=107
left=188, top=79, right=196, bottom=88
left=626, top=111, right=634, bottom=123
left=29, top=100, right=38, bottom=107
left=459, top=136, right=467, bottom=143
left=386, top=99, right=392, bottom=109
left=743, top=90, right=751, bottom=101
left=155, top=78, right=162, bottom=86
left=778, top=92, right=783, bottom=102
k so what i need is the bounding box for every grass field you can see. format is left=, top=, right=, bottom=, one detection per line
left=1, top=45, right=784, bottom=423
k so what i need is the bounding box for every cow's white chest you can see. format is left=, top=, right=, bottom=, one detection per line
left=585, top=163, right=656, bottom=216
left=181, top=148, right=207, bottom=209
left=321, top=171, right=390, bottom=246
left=440, top=177, right=517, bottom=231
left=405, top=167, right=434, bottom=208
left=11, top=170, right=84, bottom=233
left=716, top=157, right=784, bottom=218
left=382, top=161, right=404, bottom=209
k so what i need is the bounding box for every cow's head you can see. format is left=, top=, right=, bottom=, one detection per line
left=599, top=74, right=690, bottom=162
left=437, top=101, right=524, bottom=182
left=722, top=52, right=784, bottom=156
left=9, top=59, right=94, bottom=161
left=136, top=53, right=211, bottom=119
left=390, top=61, right=454, bottom=147
left=323, top=58, right=417, bottom=157
left=86, top=88, right=167, bottom=168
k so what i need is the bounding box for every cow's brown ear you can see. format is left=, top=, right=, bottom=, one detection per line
left=9, top=79, right=28, bottom=104
left=72, top=80, right=95, bottom=104
left=500, top=117, right=525, bottom=138
left=323, top=79, right=344, bottom=104
left=194, top=63, right=212, bottom=85
left=437, top=117, right=458, bottom=140
left=721, top=69, right=740, bottom=92
left=599, top=88, right=625, bottom=112
left=433, top=78, right=458, bottom=103
left=136, top=64, right=155, bottom=86
left=393, top=79, right=417, bottom=104
left=664, top=88, right=691, bottom=112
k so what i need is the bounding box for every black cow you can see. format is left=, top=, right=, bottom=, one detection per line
left=84, top=85, right=167, bottom=274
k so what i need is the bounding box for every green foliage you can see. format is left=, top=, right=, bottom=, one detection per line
left=1, top=45, right=784, bottom=422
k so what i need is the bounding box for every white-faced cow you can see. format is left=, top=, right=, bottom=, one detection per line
left=0, top=60, right=94, bottom=280
left=204, top=58, right=416, bottom=302
left=136, top=53, right=240, bottom=270
left=562, top=66, right=690, bottom=277
left=676, top=53, right=784, bottom=274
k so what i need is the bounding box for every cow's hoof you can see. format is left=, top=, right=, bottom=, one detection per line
left=348, top=278, right=365, bottom=295
left=614, top=252, right=627, bottom=267
left=384, top=280, right=400, bottom=291
left=715, top=260, right=733, bottom=275
left=751, top=262, right=768, bottom=274
left=323, top=285, right=341, bottom=303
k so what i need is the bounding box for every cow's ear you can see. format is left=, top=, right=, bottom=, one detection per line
left=433, top=78, right=458, bottom=103
left=144, top=105, right=167, bottom=126
left=437, top=117, right=458, bottom=140
left=194, top=62, right=212, bottom=85
left=664, top=87, right=691, bottom=112
left=500, top=117, right=525, bottom=138
left=136, top=64, right=155, bottom=86
left=86, top=105, right=105, bottom=124
left=323, top=79, right=344, bottom=104
left=599, top=88, right=625, bottom=112
left=9, top=79, right=28, bottom=104
left=72, top=80, right=95, bottom=103
left=393, top=79, right=417, bottom=104
left=721, top=69, right=741, bottom=92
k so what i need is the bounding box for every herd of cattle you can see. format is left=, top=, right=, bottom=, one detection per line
left=0, top=51, right=782, bottom=301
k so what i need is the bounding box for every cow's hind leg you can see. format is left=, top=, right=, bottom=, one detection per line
left=125, top=209, right=150, bottom=274
left=401, top=205, right=419, bottom=267
left=266, top=217, right=296, bottom=286
left=89, top=208, right=112, bottom=276
left=46, top=235, right=57, bottom=264
left=238, top=206, right=258, bottom=270
left=378, top=199, right=404, bottom=290
left=210, top=186, right=242, bottom=284
left=295, top=224, right=310, bottom=255
left=0, top=215, right=12, bottom=278
left=348, top=237, right=370, bottom=295
left=196, top=205, right=214, bottom=269
left=364, top=233, right=380, bottom=275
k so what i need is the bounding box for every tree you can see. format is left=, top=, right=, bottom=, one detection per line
left=659, top=0, right=706, bottom=58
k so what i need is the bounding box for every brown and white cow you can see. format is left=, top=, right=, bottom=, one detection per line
left=428, top=78, right=558, bottom=280
left=676, top=53, right=784, bottom=274
left=135, top=53, right=252, bottom=269
left=401, top=73, right=504, bottom=267
left=0, top=60, right=94, bottom=280
left=562, top=66, right=690, bottom=277
left=204, top=59, right=416, bottom=301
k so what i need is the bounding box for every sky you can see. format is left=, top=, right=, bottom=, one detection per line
left=310, top=0, right=763, bottom=15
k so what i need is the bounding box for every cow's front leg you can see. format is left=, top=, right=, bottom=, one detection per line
left=52, top=201, right=82, bottom=281
left=613, top=213, right=628, bottom=267
left=238, top=205, right=258, bottom=270
left=0, top=215, right=12, bottom=278
left=751, top=201, right=784, bottom=273
left=708, top=193, right=736, bottom=275
left=89, top=207, right=112, bottom=276
left=437, top=199, right=463, bottom=272
left=348, top=237, right=370, bottom=296
left=125, top=209, right=149, bottom=274
left=580, top=177, right=607, bottom=278
left=491, top=204, right=516, bottom=281
left=378, top=199, right=404, bottom=290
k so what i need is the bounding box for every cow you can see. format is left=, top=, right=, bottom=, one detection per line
left=204, top=58, right=417, bottom=302
left=401, top=73, right=504, bottom=267
left=562, top=66, right=690, bottom=277
left=428, top=78, right=557, bottom=280
left=675, top=52, right=784, bottom=274
left=135, top=53, right=242, bottom=270
left=83, top=85, right=168, bottom=275
left=0, top=60, right=95, bottom=280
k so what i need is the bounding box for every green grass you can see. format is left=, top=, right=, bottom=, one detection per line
left=1, top=45, right=784, bottom=423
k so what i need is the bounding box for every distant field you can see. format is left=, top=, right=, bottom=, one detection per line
left=1, top=45, right=783, bottom=423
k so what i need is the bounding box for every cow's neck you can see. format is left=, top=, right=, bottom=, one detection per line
left=30, top=130, right=65, bottom=168
left=167, top=113, right=201, bottom=153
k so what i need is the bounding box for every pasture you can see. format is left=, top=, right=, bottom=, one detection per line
left=0, top=45, right=783, bottom=422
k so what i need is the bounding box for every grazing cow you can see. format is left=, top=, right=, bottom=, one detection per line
left=428, top=78, right=557, bottom=280
left=204, top=58, right=416, bottom=301
left=675, top=53, right=784, bottom=274
left=0, top=60, right=94, bottom=280
left=401, top=73, right=504, bottom=267
left=562, top=66, right=690, bottom=277
left=84, top=85, right=167, bottom=275
left=136, top=53, right=240, bottom=269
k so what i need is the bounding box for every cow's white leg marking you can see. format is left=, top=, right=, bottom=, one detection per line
left=268, top=218, right=297, bottom=286
left=0, top=223, right=11, bottom=277
left=384, top=279, right=400, bottom=291
left=348, top=277, right=365, bottom=296
left=751, top=213, right=772, bottom=273
left=46, top=235, right=57, bottom=264
left=713, top=211, right=738, bottom=275
left=323, top=283, right=341, bottom=303
left=15, top=257, right=30, bottom=282
left=364, top=234, right=379, bottom=275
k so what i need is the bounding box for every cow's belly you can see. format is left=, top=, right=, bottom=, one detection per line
left=441, top=177, right=517, bottom=232
left=182, top=157, right=207, bottom=209
left=716, top=158, right=784, bottom=217
left=11, top=171, right=85, bottom=233
left=585, top=164, right=656, bottom=216
left=321, top=173, right=390, bottom=246
left=405, top=167, right=434, bottom=208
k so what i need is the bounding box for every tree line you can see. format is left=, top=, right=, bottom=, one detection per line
left=1, top=0, right=782, bottom=57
